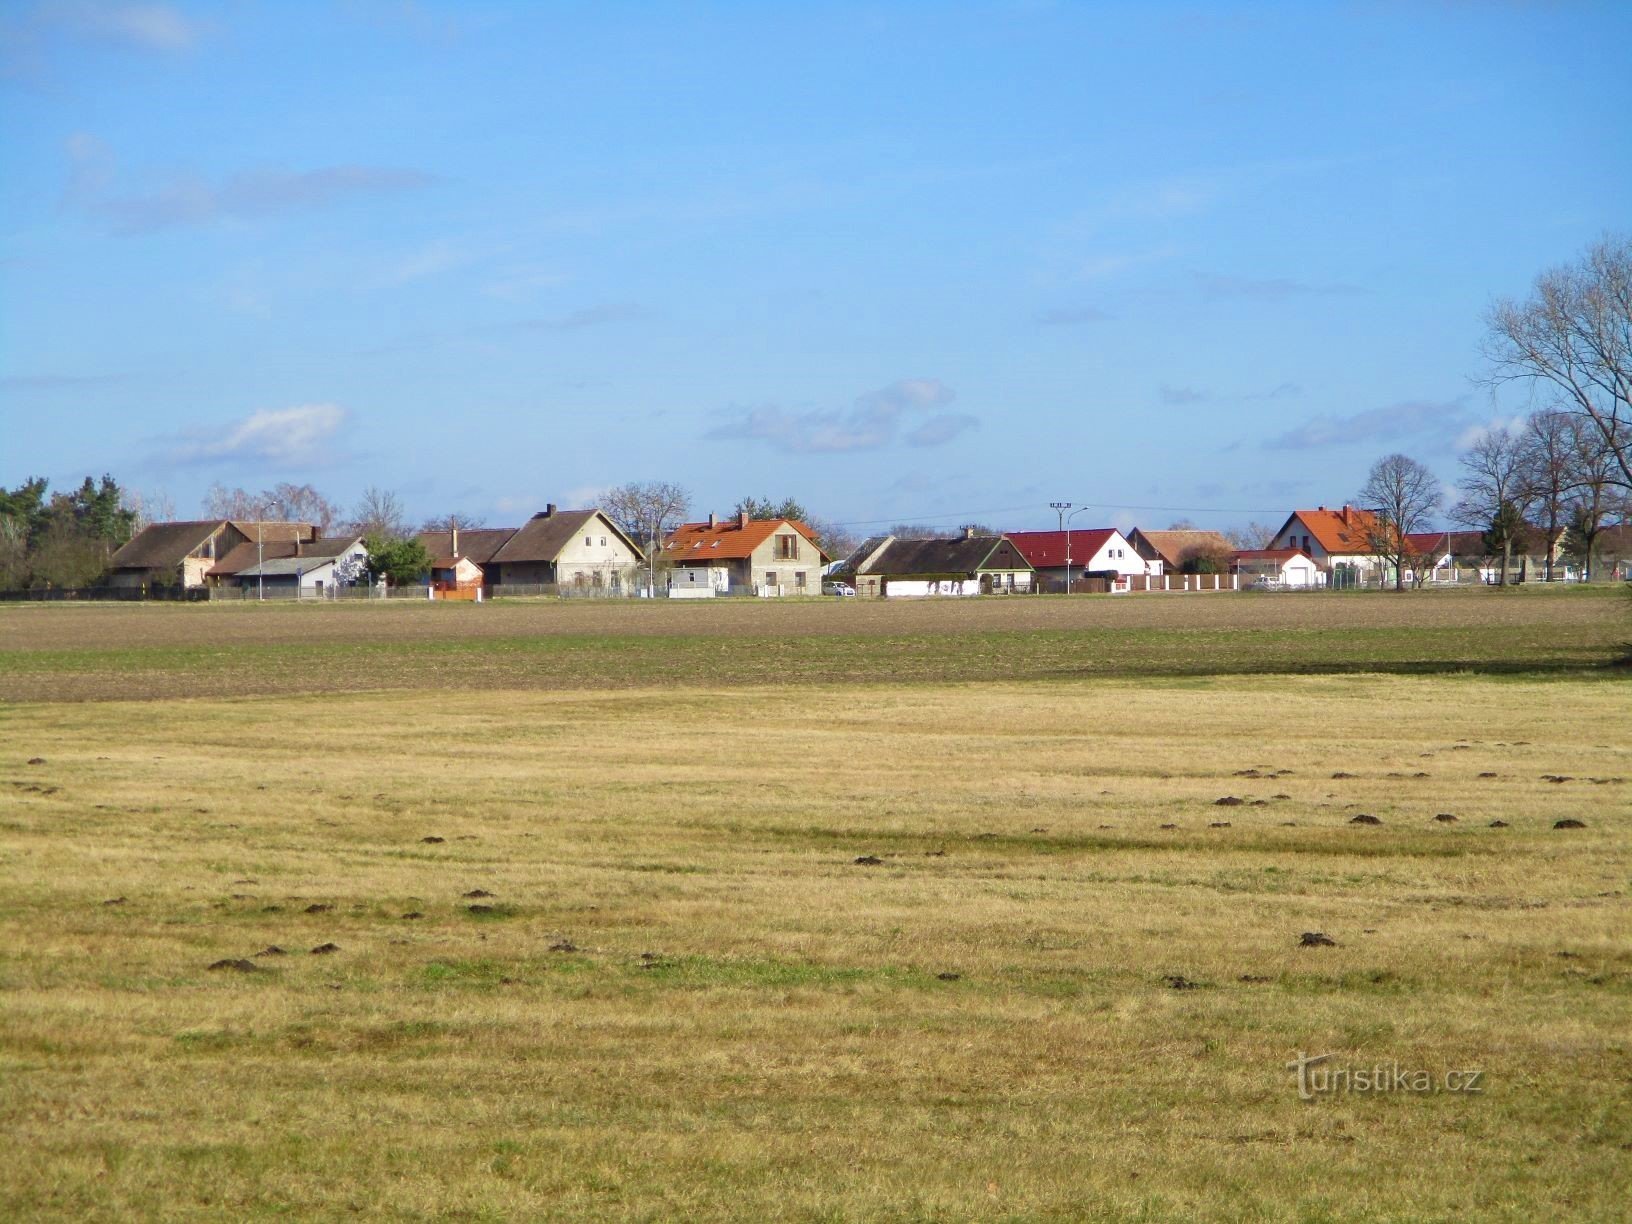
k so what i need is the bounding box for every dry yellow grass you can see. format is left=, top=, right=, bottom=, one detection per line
left=2, top=675, right=1628, bottom=1219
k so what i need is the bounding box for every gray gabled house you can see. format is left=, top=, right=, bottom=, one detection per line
left=844, top=530, right=1034, bottom=597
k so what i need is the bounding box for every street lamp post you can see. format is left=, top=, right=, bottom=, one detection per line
left=257, top=497, right=284, bottom=603
left=1066, top=505, right=1093, bottom=594
left=649, top=515, right=658, bottom=598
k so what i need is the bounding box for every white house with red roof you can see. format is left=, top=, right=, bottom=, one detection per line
left=1005, top=528, right=1144, bottom=590
left=1267, top=505, right=1386, bottom=586
left=663, top=512, right=828, bottom=596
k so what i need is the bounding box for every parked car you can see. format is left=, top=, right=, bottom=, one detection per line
left=822, top=581, right=856, bottom=597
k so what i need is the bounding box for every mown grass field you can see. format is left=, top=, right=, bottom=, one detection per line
left=1, top=589, right=1629, bottom=1220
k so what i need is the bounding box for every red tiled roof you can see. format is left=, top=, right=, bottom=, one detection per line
left=1403, top=531, right=1449, bottom=557
left=664, top=518, right=826, bottom=562
left=1004, top=529, right=1118, bottom=568
left=1284, top=506, right=1380, bottom=554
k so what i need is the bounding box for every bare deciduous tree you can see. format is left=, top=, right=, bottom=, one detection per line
left=1484, top=234, right=1632, bottom=489
left=1358, top=453, right=1440, bottom=592
left=418, top=511, right=488, bottom=534
left=120, top=488, right=176, bottom=531
left=202, top=482, right=260, bottom=520
left=601, top=481, right=691, bottom=550
left=1518, top=410, right=1575, bottom=580
left=203, top=482, right=339, bottom=533
left=1452, top=425, right=1530, bottom=586
left=346, top=486, right=409, bottom=541
left=269, top=483, right=340, bottom=534
left=1222, top=521, right=1277, bottom=550
left=1564, top=419, right=1627, bottom=580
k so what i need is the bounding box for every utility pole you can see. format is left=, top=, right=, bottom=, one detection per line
left=256, top=496, right=283, bottom=602
left=1066, top=505, right=1092, bottom=594
left=1049, top=502, right=1072, bottom=595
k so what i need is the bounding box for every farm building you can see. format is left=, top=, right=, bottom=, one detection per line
left=108, top=520, right=316, bottom=590
left=663, top=513, right=828, bottom=596
left=846, top=531, right=1034, bottom=597
left=208, top=535, right=369, bottom=595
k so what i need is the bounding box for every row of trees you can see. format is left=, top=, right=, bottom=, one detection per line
left=0, top=475, right=139, bottom=589
left=1354, top=235, right=1631, bottom=590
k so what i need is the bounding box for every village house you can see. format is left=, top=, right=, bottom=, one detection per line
left=108, top=520, right=317, bottom=590
left=1230, top=548, right=1322, bottom=589
left=1127, top=528, right=1234, bottom=577
left=1005, top=528, right=1144, bottom=590
left=416, top=526, right=522, bottom=592
left=663, top=512, right=828, bottom=596
left=208, top=534, right=369, bottom=595
left=844, top=531, right=1034, bottom=597
left=1267, top=505, right=1386, bottom=586
left=481, top=505, right=644, bottom=590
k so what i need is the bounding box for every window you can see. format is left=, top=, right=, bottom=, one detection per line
left=776, top=534, right=797, bottom=559
left=795, top=571, right=806, bottom=588
left=765, top=571, right=778, bottom=586
left=600, top=537, right=607, bottom=546
left=585, top=536, right=592, bottom=548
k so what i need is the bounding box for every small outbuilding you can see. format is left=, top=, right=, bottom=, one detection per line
left=1230, top=548, right=1321, bottom=589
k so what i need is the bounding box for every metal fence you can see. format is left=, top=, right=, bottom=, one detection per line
left=0, top=586, right=209, bottom=602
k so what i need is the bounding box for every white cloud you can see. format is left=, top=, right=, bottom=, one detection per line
left=1453, top=415, right=1527, bottom=452
left=905, top=413, right=980, bottom=448
left=63, top=137, right=438, bottom=234
left=48, top=2, right=205, bottom=52
left=1193, top=272, right=1366, bottom=301
left=169, top=404, right=347, bottom=465
left=707, top=379, right=973, bottom=454
left=1159, top=385, right=1207, bottom=405
left=1080, top=244, right=1179, bottom=281
left=1267, top=399, right=1472, bottom=451
left=1035, top=305, right=1114, bottom=326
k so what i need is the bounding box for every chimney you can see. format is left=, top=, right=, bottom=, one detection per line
left=737, top=510, right=749, bottom=529
left=963, top=525, right=975, bottom=540
left=544, top=503, right=556, bottom=518
left=451, top=524, right=459, bottom=558
left=1340, top=504, right=1352, bottom=525
left=293, top=535, right=301, bottom=557
left=708, top=513, right=717, bottom=529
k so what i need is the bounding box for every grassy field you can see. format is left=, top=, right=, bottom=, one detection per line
left=1, top=589, right=1629, bottom=1219
left=0, top=584, right=1626, bottom=701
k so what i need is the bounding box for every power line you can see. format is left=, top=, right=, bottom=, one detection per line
left=827, top=498, right=1286, bottom=529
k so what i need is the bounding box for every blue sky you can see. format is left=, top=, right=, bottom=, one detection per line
left=2, top=1, right=1628, bottom=536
